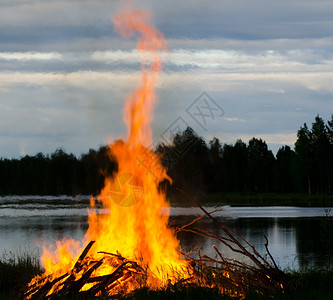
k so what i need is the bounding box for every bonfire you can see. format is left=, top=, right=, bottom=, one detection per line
left=25, top=7, right=289, bottom=299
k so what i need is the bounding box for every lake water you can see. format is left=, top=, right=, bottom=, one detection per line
left=1, top=195, right=332, bottom=271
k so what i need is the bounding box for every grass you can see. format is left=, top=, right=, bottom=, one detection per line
left=247, top=269, right=333, bottom=300
left=123, top=269, right=333, bottom=300
left=120, top=286, right=231, bottom=300
left=279, top=269, right=333, bottom=299
left=0, top=251, right=43, bottom=299
left=1, top=251, right=333, bottom=300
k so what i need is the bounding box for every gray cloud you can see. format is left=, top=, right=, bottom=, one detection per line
left=1, top=0, right=333, bottom=50
left=1, top=0, right=333, bottom=157
left=151, top=0, right=333, bottom=40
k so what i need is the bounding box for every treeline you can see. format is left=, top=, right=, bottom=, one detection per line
left=161, top=115, right=333, bottom=195
left=0, top=147, right=116, bottom=195
left=0, top=114, right=332, bottom=196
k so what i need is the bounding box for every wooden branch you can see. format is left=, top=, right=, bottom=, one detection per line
left=73, top=240, right=95, bottom=271
left=175, top=188, right=282, bottom=272
left=175, top=209, right=221, bottom=233
left=264, top=234, right=278, bottom=269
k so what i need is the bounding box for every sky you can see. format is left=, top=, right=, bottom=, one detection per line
left=1, top=0, right=333, bottom=158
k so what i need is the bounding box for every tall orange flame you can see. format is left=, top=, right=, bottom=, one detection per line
left=114, top=9, right=165, bottom=147
left=37, top=7, right=188, bottom=291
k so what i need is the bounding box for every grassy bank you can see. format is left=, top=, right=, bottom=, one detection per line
left=1, top=252, right=333, bottom=299
left=0, top=251, right=42, bottom=299
left=122, top=269, right=333, bottom=299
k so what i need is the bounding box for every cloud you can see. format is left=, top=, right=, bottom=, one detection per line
left=1, top=0, right=333, bottom=158
left=151, top=0, right=333, bottom=40
left=1, top=1, right=333, bottom=52
left=225, top=117, right=246, bottom=122
left=0, top=52, right=62, bottom=61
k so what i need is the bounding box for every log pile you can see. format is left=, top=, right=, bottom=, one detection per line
left=25, top=190, right=290, bottom=299
left=24, top=241, right=147, bottom=299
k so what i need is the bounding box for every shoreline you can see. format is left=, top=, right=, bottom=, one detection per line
left=1, top=255, right=332, bottom=299
left=1, top=192, right=333, bottom=208
left=169, top=191, right=333, bottom=207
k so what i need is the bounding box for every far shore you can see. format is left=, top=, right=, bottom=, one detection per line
left=1, top=191, right=333, bottom=208
left=169, top=191, right=333, bottom=207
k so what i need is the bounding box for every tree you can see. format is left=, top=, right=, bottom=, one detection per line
left=208, top=138, right=223, bottom=192
left=327, top=114, right=333, bottom=144
left=233, top=140, right=248, bottom=191
left=326, top=114, right=333, bottom=193
left=247, top=138, right=275, bottom=192
left=219, top=140, right=248, bottom=192
left=311, top=115, right=330, bottom=193
left=276, top=145, right=295, bottom=192
left=80, top=146, right=117, bottom=195
left=295, top=123, right=313, bottom=194
left=167, top=127, right=212, bottom=193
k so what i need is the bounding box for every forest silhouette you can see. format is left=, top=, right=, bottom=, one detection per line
left=1, top=114, right=332, bottom=197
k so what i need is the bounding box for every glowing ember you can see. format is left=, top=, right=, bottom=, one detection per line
left=27, top=7, right=188, bottom=298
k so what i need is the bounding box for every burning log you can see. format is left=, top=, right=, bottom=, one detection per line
left=25, top=209, right=290, bottom=299
left=24, top=241, right=146, bottom=299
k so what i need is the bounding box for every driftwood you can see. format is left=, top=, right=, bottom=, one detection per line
left=25, top=189, right=290, bottom=299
